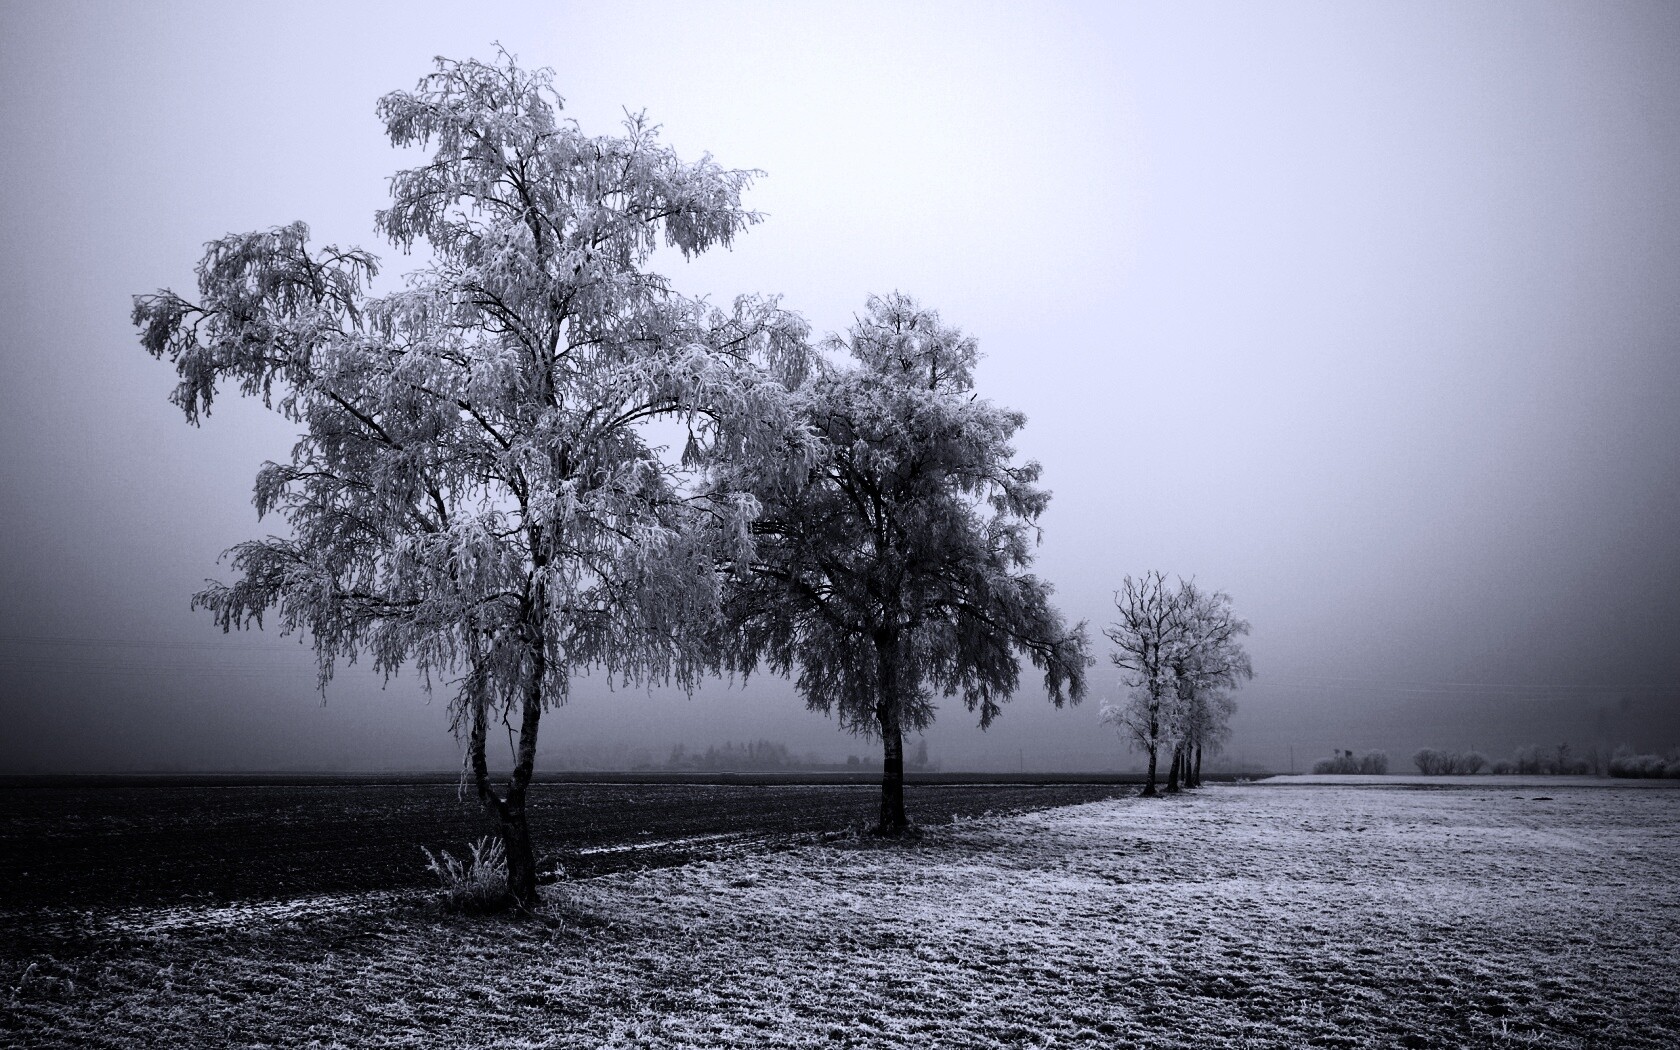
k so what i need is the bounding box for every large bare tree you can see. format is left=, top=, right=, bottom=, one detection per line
left=135, top=53, right=809, bottom=906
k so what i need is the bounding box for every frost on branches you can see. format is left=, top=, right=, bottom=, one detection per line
left=134, top=53, right=812, bottom=906
left=723, top=294, right=1091, bottom=836
left=1101, top=574, right=1252, bottom=796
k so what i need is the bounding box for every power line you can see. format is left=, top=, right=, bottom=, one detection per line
left=0, top=634, right=304, bottom=653
left=1260, top=672, right=1678, bottom=695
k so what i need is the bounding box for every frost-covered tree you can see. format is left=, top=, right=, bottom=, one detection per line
left=1179, top=688, right=1238, bottom=786
left=1163, top=582, right=1251, bottom=790
left=1101, top=574, right=1250, bottom=794
left=724, top=294, right=1090, bottom=835
left=134, top=53, right=809, bottom=906
left=1100, top=572, right=1182, bottom=796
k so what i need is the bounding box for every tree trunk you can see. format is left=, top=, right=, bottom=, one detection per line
left=874, top=634, right=912, bottom=836
left=1166, top=744, right=1182, bottom=794
left=878, top=708, right=909, bottom=835
left=1192, top=743, right=1203, bottom=787
left=498, top=802, right=537, bottom=906
left=1140, top=701, right=1160, bottom=797
left=500, top=660, right=546, bottom=908
left=466, top=640, right=546, bottom=911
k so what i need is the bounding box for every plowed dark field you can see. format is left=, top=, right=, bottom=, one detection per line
left=0, top=778, right=1133, bottom=917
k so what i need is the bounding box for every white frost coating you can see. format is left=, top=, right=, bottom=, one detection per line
left=573, top=831, right=752, bottom=856
left=97, top=890, right=418, bottom=936
left=10, top=785, right=1679, bottom=1048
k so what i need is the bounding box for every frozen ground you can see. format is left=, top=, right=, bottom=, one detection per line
left=1258, top=773, right=1678, bottom=788
left=5, top=784, right=1677, bottom=1048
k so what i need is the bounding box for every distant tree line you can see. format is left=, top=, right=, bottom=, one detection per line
left=1491, top=743, right=1590, bottom=775
left=1312, top=749, right=1389, bottom=775
left=1606, top=747, right=1680, bottom=779
left=1412, top=748, right=1487, bottom=775
left=1300, top=743, right=1680, bottom=778
left=660, top=739, right=937, bottom=774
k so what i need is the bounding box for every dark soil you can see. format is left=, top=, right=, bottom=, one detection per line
left=0, top=780, right=1131, bottom=919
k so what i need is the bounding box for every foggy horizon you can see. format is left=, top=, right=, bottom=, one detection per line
left=4, top=1, right=1679, bottom=776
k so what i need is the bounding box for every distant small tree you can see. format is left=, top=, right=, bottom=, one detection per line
left=909, top=738, right=932, bottom=771
left=1102, top=574, right=1250, bottom=795
left=135, top=53, right=809, bottom=907
left=1163, top=582, right=1251, bottom=790
left=1182, top=689, right=1238, bottom=784
left=1101, top=572, right=1182, bottom=797
left=725, top=294, right=1089, bottom=835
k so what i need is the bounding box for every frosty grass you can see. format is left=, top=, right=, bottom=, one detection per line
left=5, top=784, right=1677, bottom=1048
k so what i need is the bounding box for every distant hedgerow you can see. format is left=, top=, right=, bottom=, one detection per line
left=1412, top=749, right=1486, bottom=775
left=1608, top=746, right=1680, bottom=779
left=1311, top=749, right=1388, bottom=775
left=422, top=836, right=510, bottom=913
left=1502, top=743, right=1592, bottom=775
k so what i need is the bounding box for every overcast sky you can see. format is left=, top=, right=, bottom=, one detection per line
left=3, top=1, right=1678, bottom=774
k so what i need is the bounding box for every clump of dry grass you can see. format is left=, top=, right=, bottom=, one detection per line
left=421, top=836, right=508, bottom=914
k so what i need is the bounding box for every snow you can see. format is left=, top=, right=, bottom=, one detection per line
left=1257, top=773, right=1680, bottom=788
left=572, top=831, right=754, bottom=856
left=96, top=890, right=418, bottom=937
left=5, top=784, right=1678, bottom=1048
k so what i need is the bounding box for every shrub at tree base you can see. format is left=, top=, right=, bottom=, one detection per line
left=1311, top=750, right=1388, bottom=775
left=423, top=836, right=510, bottom=913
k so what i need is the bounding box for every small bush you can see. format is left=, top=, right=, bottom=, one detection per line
left=1608, top=746, right=1680, bottom=779
left=1311, top=749, right=1388, bottom=775
left=422, top=835, right=510, bottom=912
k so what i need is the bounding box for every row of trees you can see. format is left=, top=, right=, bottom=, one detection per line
left=1099, top=573, right=1253, bottom=796
left=1308, top=744, right=1679, bottom=777
left=662, top=738, right=937, bottom=773
left=136, top=53, right=1089, bottom=906
left=1412, top=748, right=1486, bottom=775
left=1312, top=749, right=1390, bottom=775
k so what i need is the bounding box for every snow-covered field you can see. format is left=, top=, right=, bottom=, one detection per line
left=6, top=784, right=1677, bottom=1048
